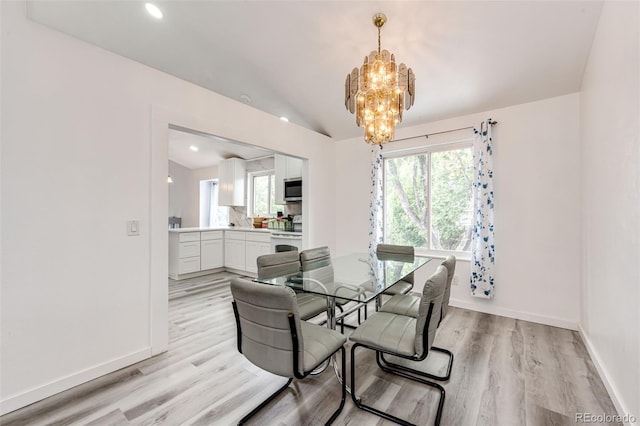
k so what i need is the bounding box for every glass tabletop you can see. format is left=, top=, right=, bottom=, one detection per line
left=254, top=252, right=432, bottom=303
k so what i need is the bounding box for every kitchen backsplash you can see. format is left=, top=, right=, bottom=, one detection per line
left=228, top=206, right=253, bottom=228
left=285, top=203, right=302, bottom=216
left=228, top=203, right=302, bottom=227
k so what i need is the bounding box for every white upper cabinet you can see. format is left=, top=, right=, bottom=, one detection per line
left=286, top=156, right=302, bottom=179
left=274, top=154, right=303, bottom=204
left=219, top=158, right=246, bottom=206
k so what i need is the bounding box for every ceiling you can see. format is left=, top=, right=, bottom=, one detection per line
left=168, top=128, right=272, bottom=170
left=26, top=1, right=602, bottom=141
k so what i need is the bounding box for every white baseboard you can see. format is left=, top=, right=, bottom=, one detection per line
left=449, top=298, right=579, bottom=330
left=169, top=267, right=225, bottom=280
left=0, top=348, right=151, bottom=416
left=578, top=325, right=636, bottom=426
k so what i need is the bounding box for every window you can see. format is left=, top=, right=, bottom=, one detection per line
left=383, top=143, right=473, bottom=253
left=199, top=179, right=229, bottom=227
left=249, top=171, right=284, bottom=217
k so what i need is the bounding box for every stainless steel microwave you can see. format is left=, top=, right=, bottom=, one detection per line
left=283, top=177, right=302, bottom=202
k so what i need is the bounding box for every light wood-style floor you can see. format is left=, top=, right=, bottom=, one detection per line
left=1, top=272, right=619, bottom=426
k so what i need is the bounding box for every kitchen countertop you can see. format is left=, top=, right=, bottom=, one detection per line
left=169, top=226, right=302, bottom=236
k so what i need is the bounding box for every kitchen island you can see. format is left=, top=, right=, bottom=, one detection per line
left=168, top=227, right=302, bottom=280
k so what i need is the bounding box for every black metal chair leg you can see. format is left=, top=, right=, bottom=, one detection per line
left=378, top=346, right=454, bottom=381
left=356, top=304, right=368, bottom=325
left=351, top=344, right=444, bottom=426
left=337, top=304, right=365, bottom=333
left=240, top=349, right=346, bottom=425
left=376, top=351, right=445, bottom=426
left=325, top=346, right=347, bottom=425
left=238, top=377, right=293, bottom=425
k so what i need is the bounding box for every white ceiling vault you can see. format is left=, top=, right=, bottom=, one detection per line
left=27, top=1, right=603, bottom=141
left=168, top=128, right=273, bottom=170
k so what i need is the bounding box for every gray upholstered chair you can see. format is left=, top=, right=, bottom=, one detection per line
left=378, top=255, right=456, bottom=381
left=257, top=251, right=328, bottom=322
left=439, top=255, right=456, bottom=324
left=376, top=243, right=415, bottom=296
left=349, top=266, right=448, bottom=426
left=230, top=277, right=346, bottom=425
left=299, top=247, right=367, bottom=331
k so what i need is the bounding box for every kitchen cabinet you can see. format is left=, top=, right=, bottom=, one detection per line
left=274, top=154, right=303, bottom=204
left=169, top=230, right=225, bottom=279
left=170, top=228, right=286, bottom=278
left=224, top=230, right=246, bottom=271
left=219, top=158, right=246, bottom=206
left=286, top=156, right=303, bottom=179
left=169, top=232, right=202, bottom=279
left=245, top=232, right=272, bottom=273
left=200, top=231, right=224, bottom=270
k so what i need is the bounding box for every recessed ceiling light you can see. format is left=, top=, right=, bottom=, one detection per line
left=280, top=116, right=289, bottom=122
left=145, top=3, right=163, bottom=19
left=189, top=145, right=199, bottom=152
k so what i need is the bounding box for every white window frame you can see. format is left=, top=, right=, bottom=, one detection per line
left=382, top=140, right=473, bottom=259
left=248, top=170, right=280, bottom=217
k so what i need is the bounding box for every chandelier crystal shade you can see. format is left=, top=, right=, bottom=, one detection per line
left=345, top=13, right=415, bottom=145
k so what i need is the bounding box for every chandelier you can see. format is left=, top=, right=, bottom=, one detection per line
left=345, top=13, right=415, bottom=145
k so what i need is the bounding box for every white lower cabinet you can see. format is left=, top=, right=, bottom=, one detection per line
left=224, top=231, right=246, bottom=271
left=170, top=229, right=278, bottom=278
left=170, top=230, right=224, bottom=279
left=179, top=241, right=200, bottom=259
left=170, top=232, right=202, bottom=279
left=201, top=231, right=224, bottom=270
left=178, top=257, right=201, bottom=275
left=245, top=233, right=272, bottom=274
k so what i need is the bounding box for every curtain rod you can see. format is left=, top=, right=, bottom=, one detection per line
left=390, top=120, right=498, bottom=143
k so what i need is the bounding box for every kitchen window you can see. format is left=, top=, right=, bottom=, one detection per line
left=199, top=179, right=229, bottom=227
left=249, top=171, right=284, bottom=217
left=383, top=142, right=473, bottom=253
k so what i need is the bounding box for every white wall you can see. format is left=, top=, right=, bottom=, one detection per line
left=579, top=1, right=639, bottom=421
left=336, top=93, right=582, bottom=329
left=168, top=161, right=218, bottom=228
left=0, top=1, right=336, bottom=414
left=168, top=160, right=198, bottom=227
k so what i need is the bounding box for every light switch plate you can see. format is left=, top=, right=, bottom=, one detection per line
left=452, top=276, right=459, bottom=286
left=127, top=220, right=140, bottom=236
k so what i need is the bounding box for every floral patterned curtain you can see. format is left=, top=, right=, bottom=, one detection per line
left=369, top=145, right=384, bottom=258
left=471, top=119, right=496, bottom=298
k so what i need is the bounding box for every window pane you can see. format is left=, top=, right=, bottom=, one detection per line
left=216, top=207, right=229, bottom=227
left=253, top=175, right=269, bottom=215
left=430, top=148, right=473, bottom=251
left=384, top=155, right=429, bottom=248
left=383, top=146, right=473, bottom=253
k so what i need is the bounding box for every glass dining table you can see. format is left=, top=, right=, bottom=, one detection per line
left=254, top=251, right=433, bottom=331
